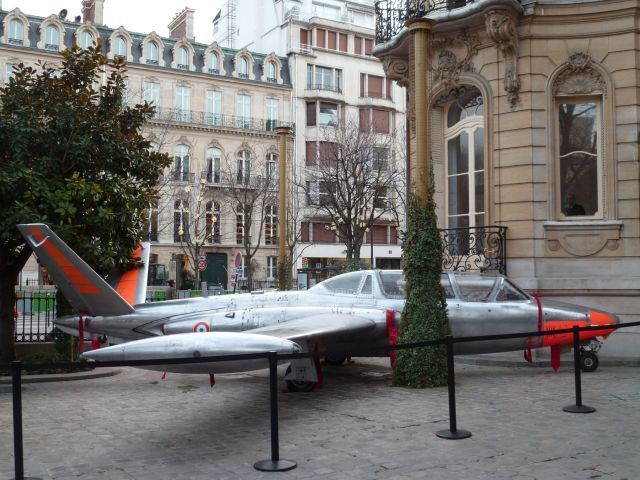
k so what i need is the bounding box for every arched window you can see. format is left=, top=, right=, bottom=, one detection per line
left=80, top=30, right=93, bottom=49
left=444, top=87, right=485, bottom=236
left=45, top=26, right=59, bottom=50
left=264, top=205, right=277, bottom=245
left=237, top=150, right=251, bottom=185
left=266, top=153, right=278, bottom=186
left=114, top=36, right=126, bottom=57
left=206, top=201, right=221, bottom=244
left=206, top=147, right=222, bottom=184
left=9, top=19, right=23, bottom=45
left=147, top=41, right=159, bottom=64
left=174, top=200, right=190, bottom=242
left=174, top=145, right=190, bottom=182
left=267, top=62, right=277, bottom=82
left=177, top=47, right=189, bottom=69
left=209, top=52, right=219, bottom=74
left=239, top=57, right=249, bottom=78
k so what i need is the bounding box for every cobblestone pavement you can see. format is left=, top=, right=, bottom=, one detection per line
left=1, top=359, right=639, bottom=480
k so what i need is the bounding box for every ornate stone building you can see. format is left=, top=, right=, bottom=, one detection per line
left=375, top=0, right=639, bottom=356
left=2, top=2, right=293, bottom=290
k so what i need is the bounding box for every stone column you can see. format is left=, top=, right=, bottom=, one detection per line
left=406, top=18, right=434, bottom=204
left=276, top=126, right=292, bottom=289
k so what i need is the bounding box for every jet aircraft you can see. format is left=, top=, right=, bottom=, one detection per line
left=19, top=223, right=617, bottom=391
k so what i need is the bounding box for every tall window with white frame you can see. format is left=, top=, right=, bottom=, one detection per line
left=174, top=200, right=190, bottom=242
left=146, top=41, right=159, bottom=65
left=114, top=36, right=127, bottom=58
left=80, top=30, right=93, bottom=49
left=444, top=87, right=485, bottom=254
left=206, top=201, right=221, bottom=244
left=266, top=98, right=279, bottom=131
left=264, top=205, right=277, bottom=245
left=307, top=64, right=342, bottom=92
left=266, top=256, right=278, bottom=280
left=209, top=52, right=220, bottom=74
left=143, top=82, right=160, bottom=118
left=237, top=150, right=251, bottom=185
left=206, top=90, right=222, bottom=125
left=236, top=94, right=251, bottom=128
left=557, top=99, right=600, bottom=218
left=45, top=26, right=59, bottom=50
left=239, top=57, right=249, bottom=78
left=175, top=85, right=191, bottom=122
left=206, top=147, right=221, bottom=184
left=9, top=19, right=23, bottom=45
left=177, top=47, right=189, bottom=70
left=5, top=63, right=15, bottom=84
left=174, top=145, right=190, bottom=182
left=267, top=62, right=277, bottom=82
left=236, top=204, right=248, bottom=245
left=266, top=153, right=278, bottom=186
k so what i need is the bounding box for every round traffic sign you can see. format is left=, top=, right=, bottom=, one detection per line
left=197, top=259, right=207, bottom=271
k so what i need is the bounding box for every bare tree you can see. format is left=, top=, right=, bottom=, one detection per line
left=220, top=146, right=278, bottom=290
left=301, top=117, right=402, bottom=260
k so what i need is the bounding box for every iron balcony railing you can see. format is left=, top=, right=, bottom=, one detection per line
left=306, top=83, right=343, bottom=94
left=150, top=108, right=294, bottom=134
left=375, top=0, right=475, bottom=44
left=440, top=225, right=507, bottom=275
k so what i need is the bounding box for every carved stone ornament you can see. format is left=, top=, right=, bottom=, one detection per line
left=382, top=56, right=410, bottom=88
left=544, top=221, right=622, bottom=257
left=431, top=29, right=479, bottom=89
left=485, top=9, right=520, bottom=108
left=553, top=52, right=606, bottom=96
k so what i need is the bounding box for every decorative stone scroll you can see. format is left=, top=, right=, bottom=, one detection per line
left=553, top=52, right=606, bottom=96
left=382, top=56, right=410, bottom=88
left=485, top=9, right=520, bottom=108
left=432, top=29, right=480, bottom=88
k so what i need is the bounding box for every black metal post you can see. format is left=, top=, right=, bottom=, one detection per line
left=563, top=326, right=596, bottom=413
left=12, top=361, right=24, bottom=480
left=436, top=336, right=471, bottom=439
left=254, top=352, right=297, bottom=472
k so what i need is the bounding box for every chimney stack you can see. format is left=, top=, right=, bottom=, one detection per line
left=168, top=7, right=195, bottom=42
left=82, top=0, right=105, bottom=25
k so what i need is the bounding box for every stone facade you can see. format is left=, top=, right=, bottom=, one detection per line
left=375, top=0, right=640, bottom=353
left=1, top=5, right=292, bottom=290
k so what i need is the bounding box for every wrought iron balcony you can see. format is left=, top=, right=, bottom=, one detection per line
left=440, top=225, right=507, bottom=275
left=375, top=0, right=475, bottom=44
left=150, top=108, right=294, bottom=134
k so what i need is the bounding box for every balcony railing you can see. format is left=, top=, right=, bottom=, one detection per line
left=169, top=171, right=195, bottom=183
left=150, top=108, right=294, bottom=134
left=440, top=225, right=507, bottom=275
left=306, top=83, right=343, bottom=94
left=375, top=0, right=475, bottom=44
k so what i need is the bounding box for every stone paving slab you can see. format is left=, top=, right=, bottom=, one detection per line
left=1, top=359, right=638, bottom=479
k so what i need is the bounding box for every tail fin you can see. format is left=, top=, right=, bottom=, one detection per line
left=18, top=224, right=135, bottom=317
left=106, top=243, right=150, bottom=306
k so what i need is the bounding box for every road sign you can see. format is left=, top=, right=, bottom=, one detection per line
left=234, top=251, right=242, bottom=268
left=197, top=259, right=207, bottom=271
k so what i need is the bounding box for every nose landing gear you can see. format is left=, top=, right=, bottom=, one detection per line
left=579, top=338, right=603, bottom=373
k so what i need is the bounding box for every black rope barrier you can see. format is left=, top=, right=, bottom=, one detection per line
left=5, top=319, right=640, bottom=478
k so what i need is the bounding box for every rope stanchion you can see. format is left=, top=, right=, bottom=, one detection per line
left=254, top=351, right=297, bottom=472
left=11, top=361, right=24, bottom=480
left=563, top=326, right=595, bottom=414
left=436, top=336, right=471, bottom=440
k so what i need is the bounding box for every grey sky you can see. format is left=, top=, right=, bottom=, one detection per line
left=3, top=0, right=226, bottom=43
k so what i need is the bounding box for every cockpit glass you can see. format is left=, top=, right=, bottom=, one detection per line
left=379, top=271, right=405, bottom=298
left=321, top=272, right=365, bottom=294
left=361, top=275, right=372, bottom=294
left=455, top=276, right=497, bottom=302
left=496, top=279, right=529, bottom=301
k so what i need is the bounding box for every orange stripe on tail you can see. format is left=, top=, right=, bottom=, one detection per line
left=114, top=245, right=142, bottom=305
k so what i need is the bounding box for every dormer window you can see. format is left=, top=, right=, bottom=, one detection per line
left=9, top=19, right=24, bottom=46
left=267, top=62, right=276, bottom=82
left=45, top=26, right=59, bottom=51
left=147, top=42, right=159, bottom=65
left=114, top=36, right=126, bottom=58
left=239, top=57, right=249, bottom=79
left=209, top=52, right=219, bottom=74
left=177, top=47, right=189, bottom=70
left=80, top=31, right=93, bottom=49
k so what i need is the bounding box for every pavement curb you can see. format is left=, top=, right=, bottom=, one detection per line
left=0, top=368, right=122, bottom=384
left=456, top=356, right=640, bottom=368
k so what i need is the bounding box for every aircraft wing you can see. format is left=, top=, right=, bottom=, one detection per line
left=247, top=313, right=378, bottom=344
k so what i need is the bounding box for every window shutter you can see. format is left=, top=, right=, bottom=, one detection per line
left=354, top=36, right=362, bottom=55
left=372, top=109, right=389, bottom=133
left=328, top=31, right=337, bottom=50
left=316, top=29, right=325, bottom=47
left=368, top=75, right=383, bottom=97
left=339, top=33, right=347, bottom=52
left=306, top=141, right=317, bottom=165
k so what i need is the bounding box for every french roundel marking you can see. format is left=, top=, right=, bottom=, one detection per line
left=193, top=322, right=210, bottom=333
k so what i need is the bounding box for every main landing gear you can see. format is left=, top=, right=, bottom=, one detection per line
left=579, top=338, right=603, bottom=373
left=284, top=366, right=315, bottom=392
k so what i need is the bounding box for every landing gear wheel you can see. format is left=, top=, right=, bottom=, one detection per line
left=324, top=354, right=347, bottom=366
left=285, top=366, right=315, bottom=392
left=580, top=351, right=599, bottom=373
